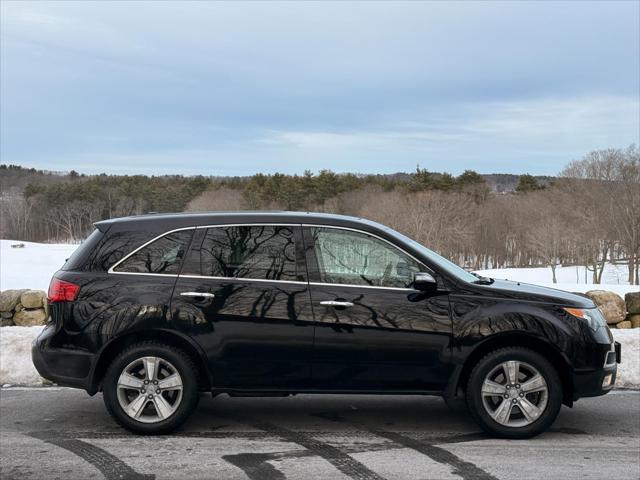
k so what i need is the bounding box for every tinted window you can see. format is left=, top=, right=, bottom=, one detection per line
left=200, top=226, right=296, bottom=280
left=114, top=230, right=193, bottom=274
left=310, top=227, right=421, bottom=288
left=62, top=229, right=104, bottom=271
left=93, top=230, right=157, bottom=272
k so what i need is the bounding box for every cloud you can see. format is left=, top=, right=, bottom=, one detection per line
left=17, top=93, right=636, bottom=177
left=1, top=1, right=638, bottom=175
left=259, top=95, right=639, bottom=151
left=1, top=3, right=152, bottom=59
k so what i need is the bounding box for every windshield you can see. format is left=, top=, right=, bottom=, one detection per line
left=384, top=228, right=479, bottom=283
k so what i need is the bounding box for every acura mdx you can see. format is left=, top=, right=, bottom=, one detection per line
left=32, top=212, right=620, bottom=438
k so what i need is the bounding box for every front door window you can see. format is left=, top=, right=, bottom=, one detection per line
left=310, top=227, right=421, bottom=288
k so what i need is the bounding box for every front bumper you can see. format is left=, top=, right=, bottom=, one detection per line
left=32, top=323, right=95, bottom=391
left=572, top=341, right=620, bottom=400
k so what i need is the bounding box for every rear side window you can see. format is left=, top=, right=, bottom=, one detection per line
left=62, top=229, right=105, bottom=271
left=113, top=230, right=193, bottom=274
left=198, top=225, right=297, bottom=281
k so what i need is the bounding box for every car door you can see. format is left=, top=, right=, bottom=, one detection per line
left=303, top=226, right=453, bottom=391
left=170, top=224, right=314, bottom=391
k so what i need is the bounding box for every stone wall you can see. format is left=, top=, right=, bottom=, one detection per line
left=584, top=290, right=640, bottom=329
left=0, top=290, right=48, bottom=326
left=623, top=292, right=640, bottom=329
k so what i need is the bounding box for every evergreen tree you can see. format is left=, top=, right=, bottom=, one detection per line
left=516, top=174, right=544, bottom=193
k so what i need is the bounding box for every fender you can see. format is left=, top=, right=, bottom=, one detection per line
left=86, top=327, right=213, bottom=395
left=444, top=297, right=588, bottom=406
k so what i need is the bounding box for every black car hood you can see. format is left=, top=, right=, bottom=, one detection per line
left=470, top=279, right=596, bottom=308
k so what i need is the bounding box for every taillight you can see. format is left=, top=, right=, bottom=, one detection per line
left=48, top=278, right=80, bottom=302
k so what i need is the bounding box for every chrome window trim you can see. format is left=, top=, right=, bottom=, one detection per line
left=106, top=271, right=417, bottom=291
left=178, top=274, right=307, bottom=286
left=309, top=281, right=416, bottom=292
left=107, top=222, right=430, bottom=291
left=108, top=271, right=180, bottom=278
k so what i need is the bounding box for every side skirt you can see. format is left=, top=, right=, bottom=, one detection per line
left=211, top=388, right=444, bottom=397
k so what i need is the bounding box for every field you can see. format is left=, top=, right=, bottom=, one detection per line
left=1, top=240, right=78, bottom=292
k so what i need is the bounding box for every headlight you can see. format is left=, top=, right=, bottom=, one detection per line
left=562, top=307, right=607, bottom=331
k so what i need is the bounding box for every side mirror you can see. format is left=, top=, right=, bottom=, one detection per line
left=413, top=272, right=437, bottom=291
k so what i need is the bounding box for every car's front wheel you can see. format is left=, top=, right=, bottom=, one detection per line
left=466, top=347, right=562, bottom=439
left=102, top=342, right=199, bottom=434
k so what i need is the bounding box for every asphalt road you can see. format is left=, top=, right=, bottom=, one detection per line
left=0, top=388, right=638, bottom=480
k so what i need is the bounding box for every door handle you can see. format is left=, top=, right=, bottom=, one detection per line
left=180, top=291, right=215, bottom=298
left=320, top=300, right=354, bottom=308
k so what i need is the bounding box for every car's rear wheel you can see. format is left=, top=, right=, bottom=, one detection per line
left=466, top=347, right=562, bottom=439
left=103, top=342, right=199, bottom=434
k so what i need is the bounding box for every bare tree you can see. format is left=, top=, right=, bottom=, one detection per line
left=0, top=196, right=34, bottom=240
left=562, top=145, right=640, bottom=284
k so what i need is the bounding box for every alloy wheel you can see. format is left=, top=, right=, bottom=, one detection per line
left=480, top=360, right=548, bottom=427
left=116, top=356, right=184, bottom=424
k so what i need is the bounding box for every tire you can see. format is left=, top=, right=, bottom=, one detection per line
left=102, top=341, right=199, bottom=434
left=466, top=347, right=562, bottom=439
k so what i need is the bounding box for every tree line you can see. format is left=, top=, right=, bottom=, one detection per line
left=1, top=174, right=210, bottom=242
left=1, top=145, right=638, bottom=284
left=186, top=146, right=639, bottom=285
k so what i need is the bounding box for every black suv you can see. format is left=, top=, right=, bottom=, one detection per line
left=33, top=212, right=620, bottom=438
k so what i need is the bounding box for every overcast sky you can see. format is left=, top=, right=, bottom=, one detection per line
left=1, top=1, right=638, bottom=176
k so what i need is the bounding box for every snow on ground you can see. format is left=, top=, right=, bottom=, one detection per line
left=475, top=263, right=638, bottom=297
left=0, top=240, right=79, bottom=291
left=0, top=241, right=638, bottom=388
left=0, top=326, right=46, bottom=386
left=613, top=329, right=640, bottom=389
left=1, top=326, right=638, bottom=388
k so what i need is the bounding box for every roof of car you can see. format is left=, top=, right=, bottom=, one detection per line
left=95, top=211, right=390, bottom=235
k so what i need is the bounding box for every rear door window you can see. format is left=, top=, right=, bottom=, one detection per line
left=198, top=225, right=297, bottom=281
left=113, top=230, right=194, bottom=274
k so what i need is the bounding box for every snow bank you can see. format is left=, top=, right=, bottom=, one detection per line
left=0, top=326, right=46, bottom=386
left=613, top=329, right=640, bottom=389
left=0, top=326, right=638, bottom=388
left=0, top=240, right=78, bottom=291
left=475, top=264, right=638, bottom=297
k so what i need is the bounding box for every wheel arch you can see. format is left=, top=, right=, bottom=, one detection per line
left=450, top=332, right=574, bottom=407
left=88, top=329, right=212, bottom=395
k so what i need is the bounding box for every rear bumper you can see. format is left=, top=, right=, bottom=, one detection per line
left=31, top=324, right=95, bottom=391
left=571, top=341, right=620, bottom=400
